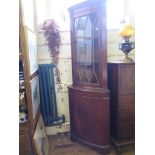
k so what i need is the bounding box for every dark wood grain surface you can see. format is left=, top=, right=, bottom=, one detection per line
left=108, top=62, right=135, bottom=147
left=68, top=0, right=110, bottom=153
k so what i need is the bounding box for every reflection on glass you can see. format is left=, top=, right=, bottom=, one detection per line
left=77, top=16, right=87, bottom=29
left=85, top=17, right=91, bottom=38
left=74, top=12, right=99, bottom=84
left=77, top=38, right=85, bottom=63
left=77, top=30, right=84, bottom=37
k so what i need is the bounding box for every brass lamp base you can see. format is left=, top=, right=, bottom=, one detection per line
left=120, top=54, right=134, bottom=63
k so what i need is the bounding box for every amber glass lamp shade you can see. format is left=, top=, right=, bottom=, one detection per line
left=119, top=24, right=134, bottom=37
left=119, top=24, right=135, bottom=62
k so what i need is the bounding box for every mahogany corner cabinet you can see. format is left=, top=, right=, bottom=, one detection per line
left=68, top=0, right=110, bottom=154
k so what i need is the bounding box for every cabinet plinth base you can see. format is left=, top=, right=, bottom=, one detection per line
left=71, top=134, right=110, bottom=154
left=111, top=136, right=135, bottom=155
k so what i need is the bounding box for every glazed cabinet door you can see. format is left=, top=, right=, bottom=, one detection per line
left=73, top=12, right=100, bottom=85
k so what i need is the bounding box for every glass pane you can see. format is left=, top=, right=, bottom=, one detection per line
left=74, top=12, right=99, bottom=84
left=85, top=39, right=92, bottom=65
left=77, top=38, right=85, bottom=64
left=92, top=13, right=99, bottom=82
left=74, top=18, right=78, bottom=36
left=85, top=16, right=91, bottom=38
left=77, top=16, right=87, bottom=29
left=74, top=18, right=78, bottom=28
left=77, top=29, right=84, bottom=37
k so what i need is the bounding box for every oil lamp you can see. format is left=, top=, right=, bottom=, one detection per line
left=119, top=23, right=135, bottom=62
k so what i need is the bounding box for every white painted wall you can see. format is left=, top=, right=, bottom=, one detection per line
left=37, top=30, right=72, bottom=122
left=37, top=29, right=135, bottom=124
left=35, top=0, right=135, bottom=132
left=21, top=0, right=135, bottom=135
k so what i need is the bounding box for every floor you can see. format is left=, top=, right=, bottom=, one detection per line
left=48, top=133, right=135, bottom=155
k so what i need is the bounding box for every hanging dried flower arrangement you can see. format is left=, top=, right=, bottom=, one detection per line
left=42, top=19, right=62, bottom=92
